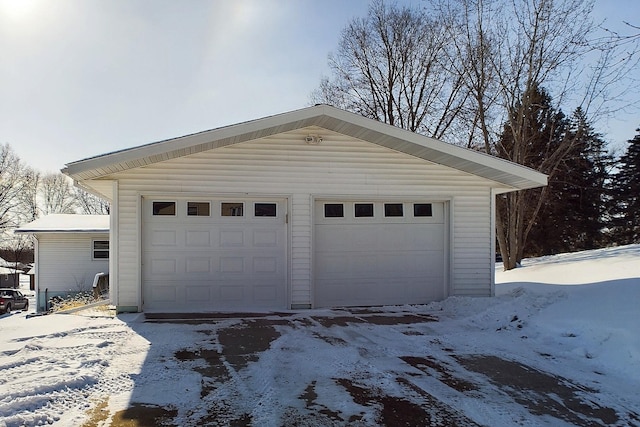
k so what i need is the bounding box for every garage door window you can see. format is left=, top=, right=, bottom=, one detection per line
left=354, top=203, right=374, bottom=217
left=384, top=203, right=404, bottom=217
left=324, top=203, right=344, bottom=218
left=414, top=203, right=433, bottom=217
left=255, top=203, right=277, bottom=217
left=153, top=201, right=176, bottom=216
left=187, top=202, right=210, bottom=216
left=221, top=202, right=244, bottom=216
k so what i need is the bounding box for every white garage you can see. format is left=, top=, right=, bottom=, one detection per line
left=62, top=104, right=547, bottom=313
left=314, top=200, right=447, bottom=307
left=142, top=197, right=287, bottom=311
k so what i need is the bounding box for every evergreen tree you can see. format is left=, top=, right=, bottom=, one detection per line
left=611, top=128, right=640, bottom=244
left=526, top=108, right=613, bottom=254
left=495, top=85, right=568, bottom=262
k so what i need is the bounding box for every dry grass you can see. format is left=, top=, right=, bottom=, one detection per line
left=81, top=398, right=110, bottom=427
left=82, top=398, right=177, bottom=427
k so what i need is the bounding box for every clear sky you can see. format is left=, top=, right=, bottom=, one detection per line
left=1, top=0, right=638, bottom=173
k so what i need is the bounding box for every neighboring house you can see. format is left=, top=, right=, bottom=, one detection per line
left=62, top=105, right=547, bottom=313
left=0, top=266, right=21, bottom=289
left=15, top=214, right=109, bottom=311
left=0, top=257, right=22, bottom=289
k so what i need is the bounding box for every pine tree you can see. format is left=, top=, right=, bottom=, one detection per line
left=611, top=128, right=640, bottom=244
left=495, top=84, right=568, bottom=263
left=526, top=108, right=613, bottom=254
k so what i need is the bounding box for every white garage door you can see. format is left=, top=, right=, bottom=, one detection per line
left=142, top=197, right=287, bottom=311
left=314, top=200, right=447, bottom=307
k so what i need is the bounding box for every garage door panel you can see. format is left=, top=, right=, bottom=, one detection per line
left=220, top=256, right=244, bottom=273
left=253, top=229, right=279, bottom=247
left=315, top=200, right=447, bottom=307
left=185, top=257, right=211, bottom=274
left=316, top=254, right=349, bottom=277
left=150, top=229, right=177, bottom=246
left=378, top=253, right=415, bottom=274
left=186, top=230, right=211, bottom=247
left=150, top=259, right=177, bottom=275
left=185, top=286, right=211, bottom=302
left=220, top=229, right=245, bottom=247
left=352, top=229, right=379, bottom=248
left=143, top=197, right=287, bottom=311
left=349, top=253, right=378, bottom=273
left=316, top=279, right=350, bottom=305
left=254, top=285, right=278, bottom=301
left=149, top=284, right=178, bottom=303
left=253, top=256, right=279, bottom=273
left=413, top=251, right=446, bottom=273
left=315, top=225, right=347, bottom=248
left=408, top=227, right=445, bottom=248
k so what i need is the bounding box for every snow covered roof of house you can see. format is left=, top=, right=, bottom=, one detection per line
left=62, top=104, right=547, bottom=200
left=14, top=214, right=109, bottom=234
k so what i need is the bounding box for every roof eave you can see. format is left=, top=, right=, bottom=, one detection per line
left=14, top=229, right=109, bottom=234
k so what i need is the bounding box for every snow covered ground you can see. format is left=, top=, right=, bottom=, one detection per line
left=1, top=245, right=639, bottom=426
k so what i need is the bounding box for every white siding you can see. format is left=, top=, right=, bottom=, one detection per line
left=452, top=195, right=492, bottom=295
left=107, top=127, right=495, bottom=309
left=36, top=233, right=109, bottom=293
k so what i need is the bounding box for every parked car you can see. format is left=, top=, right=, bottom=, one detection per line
left=0, top=288, right=29, bottom=314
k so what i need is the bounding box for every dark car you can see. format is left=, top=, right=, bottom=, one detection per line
left=0, top=288, right=29, bottom=314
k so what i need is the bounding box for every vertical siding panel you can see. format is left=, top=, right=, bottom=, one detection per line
left=452, top=194, right=492, bottom=296
left=291, top=193, right=312, bottom=307
left=115, top=187, right=140, bottom=308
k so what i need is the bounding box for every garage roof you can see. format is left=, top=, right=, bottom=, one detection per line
left=15, top=214, right=109, bottom=234
left=62, top=104, right=547, bottom=191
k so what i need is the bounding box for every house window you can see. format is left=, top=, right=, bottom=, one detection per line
left=255, top=203, right=277, bottom=217
left=414, top=203, right=433, bottom=217
left=221, top=202, right=244, bottom=217
left=384, top=203, right=404, bottom=217
left=153, top=201, right=176, bottom=216
left=187, top=202, right=210, bottom=216
left=324, top=203, right=344, bottom=218
left=93, top=240, right=109, bottom=260
left=354, top=203, right=374, bottom=217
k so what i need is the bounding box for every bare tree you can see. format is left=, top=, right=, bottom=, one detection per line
left=316, top=0, right=638, bottom=269
left=436, top=0, right=640, bottom=269
left=39, top=173, right=77, bottom=215
left=73, top=187, right=110, bottom=215
left=312, top=0, right=471, bottom=139
left=18, top=168, right=40, bottom=223
left=0, top=144, right=29, bottom=232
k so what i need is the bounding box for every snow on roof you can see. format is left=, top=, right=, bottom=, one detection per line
left=14, top=214, right=109, bottom=234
